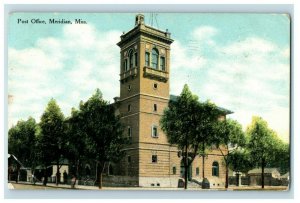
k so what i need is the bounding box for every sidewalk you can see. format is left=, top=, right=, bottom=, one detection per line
left=8, top=181, right=99, bottom=190
left=8, top=181, right=289, bottom=191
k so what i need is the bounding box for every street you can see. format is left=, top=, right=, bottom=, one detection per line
left=8, top=182, right=289, bottom=191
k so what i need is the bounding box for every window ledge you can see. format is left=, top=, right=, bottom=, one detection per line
left=143, top=66, right=168, bottom=82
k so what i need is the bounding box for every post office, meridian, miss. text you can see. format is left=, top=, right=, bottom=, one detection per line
left=49, top=19, right=87, bottom=24
left=17, top=18, right=87, bottom=24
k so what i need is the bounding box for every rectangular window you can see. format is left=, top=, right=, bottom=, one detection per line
left=128, top=155, right=131, bottom=163
left=128, top=104, right=131, bottom=112
left=152, top=155, right=157, bottom=163
left=124, top=59, right=128, bottom=71
left=128, top=127, right=131, bottom=138
left=145, top=52, right=150, bottom=67
left=160, top=56, right=165, bottom=71
left=196, top=167, right=199, bottom=176
left=134, top=52, right=138, bottom=66
left=153, top=104, right=157, bottom=112
left=152, top=126, right=158, bottom=138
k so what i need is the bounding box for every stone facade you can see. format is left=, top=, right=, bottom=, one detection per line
left=113, top=14, right=228, bottom=188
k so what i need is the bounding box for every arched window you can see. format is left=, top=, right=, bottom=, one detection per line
left=128, top=50, right=134, bottom=69
left=151, top=48, right=159, bottom=69
left=172, top=166, right=176, bottom=175
left=212, top=161, right=219, bottom=176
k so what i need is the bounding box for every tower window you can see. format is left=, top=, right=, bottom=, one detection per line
left=128, top=85, right=131, bottom=91
left=212, top=161, right=219, bottom=177
left=153, top=83, right=158, bottom=89
left=152, top=125, right=158, bottom=138
left=128, top=155, right=131, bottom=163
left=128, top=126, right=132, bottom=138
left=134, top=52, right=138, bottom=66
left=151, top=48, right=159, bottom=69
left=145, top=52, right=150, bottom=67
left=128, top=50, right=134, bottom=69
left=196, top=167, right=199, bottom=176
left=128, top=104, right=131, bottom=112
left=124, top=59, right=128, bottom=71
left=152, top=155, right=157, bottom=163
left=153, top=104, right=157, bottom=112
left=160, top=56, right=165, bottom=71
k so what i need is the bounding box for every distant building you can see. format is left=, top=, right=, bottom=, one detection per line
left=110, top=14, right=232, bottom=188
left=248, top=168, right=281, bottom=186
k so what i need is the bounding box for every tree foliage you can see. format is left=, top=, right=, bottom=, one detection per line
left=64, top=107, right=87, bottom=178
left=214, top=119, right=246, bottom=188
left=246, top=116, right=289, bottom=188
left=228, top=149, right=252, bottom=174
left=37, top=98, right=66, bottom=185
left=160, top=84, right=221, bottom=189
left=76, top=89, right=127, bottom=188
left=8, top=117, right=38, bottom=173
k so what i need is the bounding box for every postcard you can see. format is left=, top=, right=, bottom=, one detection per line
left=7, top=12, right=290, bottom=191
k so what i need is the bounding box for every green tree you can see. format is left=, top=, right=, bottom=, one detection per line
left=246, top=116, right=281, bottom=188
left=8, top=117, right=38, bottom=182
left=65, top=107, right=88, bottom=180
left=227, top=149, right=252, bottom=186
left=214, top=119, right=246, bottom=188
left=38, top=99, right=66, bottom=186
left=78, top=89, right=127, bottom=189
left=267, top=136, right=290, bottom=174
left=160, top=84, right=221, bottom=189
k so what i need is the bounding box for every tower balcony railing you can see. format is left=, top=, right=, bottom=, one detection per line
left=120, top=67, right=138, bottom=81
left=143, top=66, right=169, bottom=82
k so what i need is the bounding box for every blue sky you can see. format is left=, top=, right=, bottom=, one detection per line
left=8, top=13, right=290, bottom=142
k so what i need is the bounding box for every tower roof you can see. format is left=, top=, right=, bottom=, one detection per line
left=117, top=14, right=173, bottom=47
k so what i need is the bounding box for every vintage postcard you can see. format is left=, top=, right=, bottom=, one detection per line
left=7, top=12, right=290, bottom=191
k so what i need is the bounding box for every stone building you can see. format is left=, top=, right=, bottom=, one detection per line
left=111, top=14, right=231, bottom=188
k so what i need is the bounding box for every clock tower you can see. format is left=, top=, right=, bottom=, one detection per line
left=115, top=14, right=178, bottom=187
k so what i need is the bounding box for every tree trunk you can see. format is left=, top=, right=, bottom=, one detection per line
left=261, top=159, right=265, bottom=189
left=99, top=163, right=105, bottom=189
left=56, top=160, right=59, bottom=185
left=43, top=168, right=48, bottom=186
left=225, top=164, right=229, bottom=189
left=202, top=142, right=205, bottom=179
left=184, top=145, right=188, bottom=189
left=99, top=172, right=102, bottom=189
left=16, top=165, right=20, bottom=183
left=76, top=159, right=80, bottom=179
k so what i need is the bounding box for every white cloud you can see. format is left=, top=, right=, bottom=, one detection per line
left=8, top=23, right=122, bottom=127
left=191, top=26, right=218, bottom=46
left=8, top=23, right=290, bottom=143
left=170, top=27, right=290, bottom=142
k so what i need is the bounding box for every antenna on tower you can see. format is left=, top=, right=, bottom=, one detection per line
left=149, top=13, right=159, bottom=29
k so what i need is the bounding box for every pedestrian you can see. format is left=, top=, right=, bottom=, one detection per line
left=63, top=170, right=68, bottom=184
left=71, top=175, right=76, bottom=189
left=32, top=174, right=36, bottom=185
